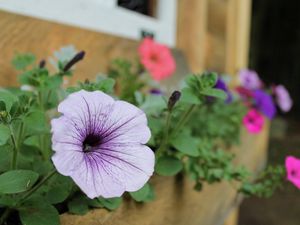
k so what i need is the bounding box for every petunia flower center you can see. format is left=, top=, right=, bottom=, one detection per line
left=83, top=133, right=102, bottom=153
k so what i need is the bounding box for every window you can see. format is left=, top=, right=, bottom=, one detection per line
left=0, top=0, right=177, bottom=46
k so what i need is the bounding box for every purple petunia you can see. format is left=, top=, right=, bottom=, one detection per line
left=214, top=78, right=233, bottom=103
left=274, top=85, right=293, bottom=112
left=51, top=90, right=154, bottom=199
left=254, top=90, right=276, bottom=119
left=239, top=69, right=262, bottom=90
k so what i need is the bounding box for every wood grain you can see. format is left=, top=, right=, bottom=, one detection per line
left=0, top=10, right=139, bottom=87
left=177, top=0, right=208, bottom=73
left=60, top=125, right=269, bottom=225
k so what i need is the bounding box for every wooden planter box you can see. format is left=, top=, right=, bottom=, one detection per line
left=60, top=125, right=269, bottom=225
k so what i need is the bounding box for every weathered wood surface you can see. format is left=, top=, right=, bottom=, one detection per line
left=60, top=125, right=269, bottom=225
left=0, top=10, right=139, bottom=87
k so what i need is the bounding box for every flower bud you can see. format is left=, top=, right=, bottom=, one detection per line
left=168, top=91, right=181, bottom=111
left=39, top=59, right=46, bottom=68
left=63, top=51, right=85, bottom=72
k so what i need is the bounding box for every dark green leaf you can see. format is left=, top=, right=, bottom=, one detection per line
left=0, top=125, right=10, bottom=146
left=129, top=183, right=150, bottom=202
left=180, top=88, right=201, bottom=104
left=170, top=133, right=199, bottom=157
left=19, top=201, right=59, bottom=225
left=97, top=197, right=122, bottom=210
left=0, top=89, right=18, bottom=111
left=68, top=195, right=89, bottom=215
left=155, top=156, right=183, bottom=176
left=200, top=88, right=227, bottom=100
left=0, top=170, right=39, bottom=194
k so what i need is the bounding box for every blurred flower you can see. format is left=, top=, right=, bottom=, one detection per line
left=242, top=109, right=264, bottom=133
left=49, top=45, right=78, bottom=69
left=254, top=90, right=276, bottom=119
left=149, top=88, right=163, bottom=95
left=138, top=38, right=175, bottom=81
left=239, top=69, right=262, bottom=90
left=214, top=78, right=233, bottom=103
left=51, top=90, right=154, bottom=198
left=274, top=85, right=293, bottom=112
left=285, top=156, right=300, bottom=189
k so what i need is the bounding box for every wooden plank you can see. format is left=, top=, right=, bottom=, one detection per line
left=223, top=208, right=239, bottom=225
left=60, top=125, right=269, bottom=225
left=225, top=0, right=252, bottom=77
left=176, top=0, right=208, bottom=72
left=0, top=10, right=139, bottom=87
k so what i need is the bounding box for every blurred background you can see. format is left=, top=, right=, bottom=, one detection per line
left=0, top=0, right=299, bottom=225
left=240, top=0, right=300, bottom=224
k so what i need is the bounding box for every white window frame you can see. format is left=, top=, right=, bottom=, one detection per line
left=0, top=0, right=177, bottom=46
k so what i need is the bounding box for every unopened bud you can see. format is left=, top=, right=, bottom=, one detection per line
left=39, top=59, right=46, bottom=68
left=168, top=90, right=181, bottom=111
left=63, top=51, right=85, bottom=72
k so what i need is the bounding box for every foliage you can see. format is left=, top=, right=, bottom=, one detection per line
left=0, top=47, right=289, bottom=225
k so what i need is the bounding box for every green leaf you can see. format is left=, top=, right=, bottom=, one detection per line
left=12, top=53, right=36, bottom=71
left=155, top=156, right=183, bottom=176
left=180, top=88, right=201, bottom=104
left=68, top=195, right=89, bottom=215
left=0, top=125, right=10, bottom=146
left=46, top=175, right=73, bottom=204
left=129, top=183, right=150, bottom=202
left=24, top=111, right=48, bottom=135
left=0, top=170, right=39, bottom=194
left=140, top=95, right=166, bottom=115
left=200, top=88, right=227, bottom=100
left=199, top=72, right=218, bottom=88
left=95, top=76, right=116, bottom=93
left=97, top=197, right=122, bottom=210
left=170, top=133, right=199, bottom=157
left=19, top=201, right=59, bottom=225
left=0, top=145, right=11, bottom=172
left=0, top=89, right=18, bottom=111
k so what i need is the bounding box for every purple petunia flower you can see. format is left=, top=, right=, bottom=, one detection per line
left=239, top=69, right=262, bottom=90
left=51, top=90, right=154, bottom=199
left=214, top=78, right=233, bottom=103
left=254, top=90, right=276, bottom=119
left=274, top=85, right=293, bottom=112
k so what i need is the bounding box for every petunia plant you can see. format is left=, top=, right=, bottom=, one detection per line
left=0, top=41, right=297, bottom=225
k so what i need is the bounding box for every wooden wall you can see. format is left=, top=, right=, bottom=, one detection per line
left=0, top=10, right=139, bottom=87
left=177, top=0, right=252, bottom=82
left=0, top=0, right=252, bottom=87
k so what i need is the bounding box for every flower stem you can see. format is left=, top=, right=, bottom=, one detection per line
left=156, top=110, right=172, bottom=157
left=20, top=169, right=57, bottom=203
left=9, top=124, right=18, bottom=170
left=172, top=104, right=196, bottom=137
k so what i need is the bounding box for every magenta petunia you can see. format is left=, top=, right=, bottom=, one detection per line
left=51, top=90, right=154, bottom=199
left=274, top=85, right=293, bottom=112
left=239, top=69, right=262, bottom=90
left=285, top=156, right=300, bottom=189
left=242, top=109, right=264, bottom=134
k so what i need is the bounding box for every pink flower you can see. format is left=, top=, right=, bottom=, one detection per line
left=239, top=69, right=262, bottom=90
left=242, top=109, right=264, bottom=134
left=274, top=85, right=293, bottom=112
left=285, top=156, right=300, bottom=189
left=138, top=38, right=176, bottom=81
